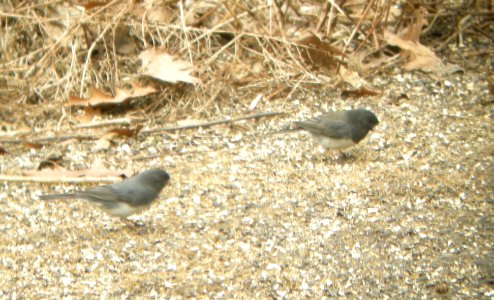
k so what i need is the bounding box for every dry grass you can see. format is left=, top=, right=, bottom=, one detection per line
left=1, top=1, right=492, bottom=114
left=0, top=0, right=493, bottom=298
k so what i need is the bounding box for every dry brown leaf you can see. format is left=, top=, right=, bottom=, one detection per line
left=22, top=169, right=126, bottom=181
left=66, top=83, right=157, bottom=107
left=75, top=1, right=108, bottom=10
left=297, top=35, right=343, bottom=70
left=401, top=8, right=428, bottom=43
left=139, top=49, right=199, bottom=84
left=384, top=30, right=442, bottom=73
left=22, top=141, right=44, bottom=150
left=338, top=65, right=367, bottom=89
left=74, top=106, right=101, bottom=123
left=0, top=145, right=6, bottom=155
left=94, top=131, right=119, bottom=151
left=24, top=162, right=132, bottom=180
left=106, top=126, right=143, bottom=139
left=37, top=159, right=64, bottom=171
left=341, top=87, right=382, bottom=98
left=67, top=87, right=114, bottom=107
left=93, top=138, right=113, bottom=151
left=38, top=153, right=65, bottom=171
left=93, top=126, right=142, bottom=151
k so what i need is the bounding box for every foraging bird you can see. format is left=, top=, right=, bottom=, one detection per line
left=39, top=168, right=170, bottom=219
left=293, top=109, right=379, bottom=151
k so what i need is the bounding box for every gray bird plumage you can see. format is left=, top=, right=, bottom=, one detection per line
left=294, top=109, right=379, bottom=150
left=40, top=168, right=170, bottom=218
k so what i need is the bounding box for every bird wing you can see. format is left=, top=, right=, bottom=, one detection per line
left=295, top=116, right=352, bottom=139
left=109, top=178, right=160, bottom=206
left=76, top=171, right=165, bottom=207
left=78, top=185, right=121, bottom=203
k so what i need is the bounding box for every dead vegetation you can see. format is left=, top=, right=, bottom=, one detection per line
left=1, top=1, right=491, bottom=118
left=0, top=0, right=493, bottom=298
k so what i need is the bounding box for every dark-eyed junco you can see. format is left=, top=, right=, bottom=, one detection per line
left=293, top=109, right=379, bottom=151
left=40, top=168, right=170, bottom=219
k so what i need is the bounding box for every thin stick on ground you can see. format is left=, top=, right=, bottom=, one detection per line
left=0, top=174, right=123, bottom=183
left=0, top=111, right=285, bottom=143
left=142, top=111, right=285, bottom=135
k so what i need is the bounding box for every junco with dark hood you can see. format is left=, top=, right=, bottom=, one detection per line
left=292, top=109, right=379, bottom=153
left=40, top=168, right=170, bottom=220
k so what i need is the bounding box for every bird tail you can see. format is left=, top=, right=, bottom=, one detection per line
left=39, top=193, right=78, bottom=200
left=293, top=120, right=319, bottom=132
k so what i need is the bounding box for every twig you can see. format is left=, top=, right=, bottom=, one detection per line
left=272, top=0, right=285, bottom=34
left=76, top=118, right=143, bottom=128
left=325, top=1, right=337, bottom=37
left=142, top=111, right=285, bottom=135
left=337, top=0, right=375, bottom=73
left=0, top=112, right=285, bottom=143
left=316, top=1, right=330, bottom=33
left=57, top=106, right=67, bottom=131
left=0, top=135, right=96, bottom=144
left=436, top=14, right=474, bottom=51
left=462, top=49, right=494, bottom=57
left=0, top=175, right=122, bottom=183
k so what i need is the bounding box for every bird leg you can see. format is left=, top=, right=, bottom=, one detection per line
left=337, top=150, right=356, bottom=162
left=121, top=218, right=145, bottom=227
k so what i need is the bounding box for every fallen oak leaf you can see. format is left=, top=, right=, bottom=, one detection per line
left=139, top=49, right=199, bottom=84
left=76, top=1, right=108, bottom=10
left=106, top=125, right=143, bottom=138
left=22, top=141, right=44, bottom=150
left=66, top=83, right=157, bottom=108
left=21, top=162, right=134, bottom=183
left=341, top=87, right=382, bottom=98
left=67, top=86, right=113, bottom=107
left=297, top=34, right=344, bottom=70
left=75, top=106, right=101, bottom=123
left=338, top=65, right=367, bottom=89
left=383, top=30, right=442, bottom=73
left=37, top=153, right=65, bottom=171
left=93, top=125, right=143, bottom=151
left=37, top=159, right=63, bottom=171
left=92, top=138, right=114, bottom=151
left=19, top=169, right=126, bottom=183
left=113, top=83, right=157, bottom=103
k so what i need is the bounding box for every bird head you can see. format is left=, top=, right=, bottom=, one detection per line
left=351, top=109, right=379, bottom=131
left=139, top=168, right=170, bottom=191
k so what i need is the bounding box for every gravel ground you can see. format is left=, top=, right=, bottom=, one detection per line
left=0, top=71, right=493, bottom=299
